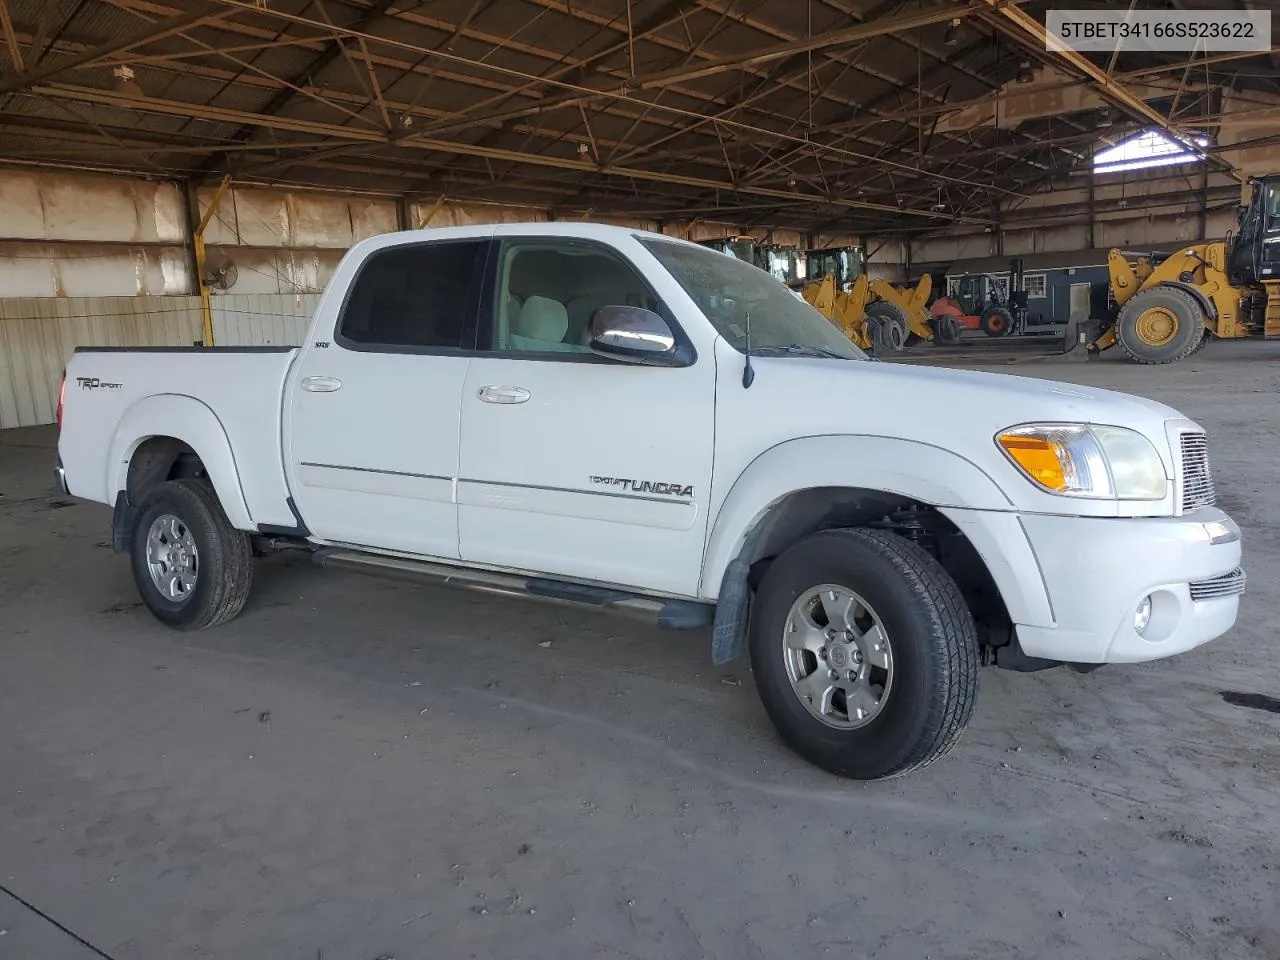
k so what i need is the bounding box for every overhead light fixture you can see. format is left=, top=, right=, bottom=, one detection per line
left=112, top=64, right=144, bottom=98
left=944, top=18, right=962, bottom=46
left=1098, top=108, right=1113, bottom=129
left=399, top=112, right=414, bottom=129
left=1016, top=61, right=1034, bottom=84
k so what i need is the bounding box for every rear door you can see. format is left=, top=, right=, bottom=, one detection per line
left=455, top=231, right=716, bottom=597
left=284, top=233, right=489, bottom=557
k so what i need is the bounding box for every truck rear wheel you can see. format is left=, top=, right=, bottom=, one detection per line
left=749, top=528, right=978, bottom=780
left=1116, top=286, right=1204, bottom=364
left=129, top=479, right=253, bottom=631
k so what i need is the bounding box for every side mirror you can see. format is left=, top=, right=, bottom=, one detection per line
left=589, top=306, right=688, bottom=366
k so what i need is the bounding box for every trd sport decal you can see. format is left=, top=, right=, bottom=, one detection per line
left=76, top=377, right=123, bottom=390
left=590, top=475, right=694, bottom=498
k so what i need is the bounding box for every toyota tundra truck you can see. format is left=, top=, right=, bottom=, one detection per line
left=54, top=222, right=1245, bottom=780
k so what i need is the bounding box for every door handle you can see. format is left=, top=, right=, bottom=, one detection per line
left=478, top=385, right=530, bottom=404
left=301, top=376, right=342, bottom=393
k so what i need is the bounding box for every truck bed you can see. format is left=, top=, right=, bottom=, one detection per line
left=58, top=346, right=300, bottom=530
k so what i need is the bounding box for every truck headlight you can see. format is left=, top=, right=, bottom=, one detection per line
left=996, top=424, right=1168, bottom=500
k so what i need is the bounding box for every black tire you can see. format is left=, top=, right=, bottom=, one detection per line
left=1190, top=329, right=1212, bottom=354
left=865, top=301, right=908, bottom=354
left=932, top=314, right=962, bottom=345
left=1115, top=286, right=1205, bottom=364
left=749, top=528, right=979, bottom=780
left=129, top=479, right=254, bottom=630
left=980, top=306, right=1013, bottom=338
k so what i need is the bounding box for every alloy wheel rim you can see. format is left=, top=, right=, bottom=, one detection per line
left=782, top=584, right=894, bottom=729
left=146, top=513, right=199, bottom=603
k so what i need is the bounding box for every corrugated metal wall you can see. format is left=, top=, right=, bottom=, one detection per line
left=0, top=293, right=318, bottom=428
left=210, top=293, right=321, bottom=347
left=0, top=296, right=203, bottom=429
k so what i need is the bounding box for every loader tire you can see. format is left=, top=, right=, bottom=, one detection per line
left=932, top=314, right=962, bottom=345
left=865, top=302, right=908, bottom=354
left=1116, top=286, right=1205, bottom=364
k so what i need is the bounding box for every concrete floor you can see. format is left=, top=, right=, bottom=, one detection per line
left=2, top=342, right=1279, bottom=960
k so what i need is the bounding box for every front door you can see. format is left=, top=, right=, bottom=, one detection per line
left=1068, top=282, right=1092, bottom=322
left=285, top=235, right=489, bottom=558
left=1261, top=179, right=1280, bottom=279
left=455, top=234, right=715, bottom=597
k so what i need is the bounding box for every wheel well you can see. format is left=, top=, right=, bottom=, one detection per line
left=740, top=488, right=1012, bottom=647
left=125, top=436, right=209, bottom=506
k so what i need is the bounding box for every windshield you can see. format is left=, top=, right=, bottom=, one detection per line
left=640, top=237, right=867, bottom=360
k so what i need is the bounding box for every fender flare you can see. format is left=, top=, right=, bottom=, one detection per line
left=106, top=394, right=254, bottom=530
left=1153, top=280, right=1216, bottom=321
left=701, top=434, right=1015, bottom=597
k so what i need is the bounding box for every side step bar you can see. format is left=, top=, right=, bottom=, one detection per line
left=312, top=548, right=714, bottom=630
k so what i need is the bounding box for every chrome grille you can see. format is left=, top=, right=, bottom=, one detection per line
left=1189, top=567, right=1246, bottom=602
left=1179, top=432, right=1216, bottom=512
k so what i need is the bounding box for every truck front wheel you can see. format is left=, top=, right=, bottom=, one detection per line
left=129, top=479, right=254, bottom=630
left=749, top=528, right=978, bottom=780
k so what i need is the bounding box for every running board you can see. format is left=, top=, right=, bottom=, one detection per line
left=312, top=549, right=714, bottom=630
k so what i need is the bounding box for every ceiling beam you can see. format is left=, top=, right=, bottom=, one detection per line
left=972, top=3, right=1233, bottom=148
left=0, top=0, right=227, bottom=94
left=30, top=81, right=992, bottom=224
left=628, top=2, right=982, bottom=90
left=205, top=0, right=1002, bottom=193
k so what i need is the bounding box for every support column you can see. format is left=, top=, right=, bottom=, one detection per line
left=1198, top=164, right=1209, bottom=240
left=180, top=180, right=202, bottom=299
left=1087, top=147, right=1096, bottom=249
left=193, top=175, right=232, bottom=348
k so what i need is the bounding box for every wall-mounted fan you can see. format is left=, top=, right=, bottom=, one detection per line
left=205, top=253, right=239, bottom=291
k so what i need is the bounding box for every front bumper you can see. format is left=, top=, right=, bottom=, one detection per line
left=1015, top=508, right=1242, bottom=664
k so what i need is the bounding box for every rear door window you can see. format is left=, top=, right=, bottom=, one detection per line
left=337, top=240, right=486, bottom=351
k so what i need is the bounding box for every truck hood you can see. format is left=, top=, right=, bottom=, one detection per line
left=731, top=353, right=1194, bottom=515
left=756, top=355, right=1183, bottom=429
left=849, top=358, right=1180, bottom=424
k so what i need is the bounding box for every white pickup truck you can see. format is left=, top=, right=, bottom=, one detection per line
left=56, top=222, right=1244, bottom=780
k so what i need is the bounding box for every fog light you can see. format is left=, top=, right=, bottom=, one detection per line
left=1134, top=595, right=1153, bottom=635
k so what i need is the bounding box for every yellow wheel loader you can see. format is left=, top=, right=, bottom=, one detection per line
left=801, top=273, right=945, bottom=354
left=800, top=246, right=955, bottom=354
left=1089, top=175, right=1280, bottom=364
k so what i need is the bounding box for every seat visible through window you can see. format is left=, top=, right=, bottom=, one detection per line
left=492, top=241, right=660, bottom=354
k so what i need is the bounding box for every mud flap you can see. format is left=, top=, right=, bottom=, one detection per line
left=111, top=490, right=136, bottom=554
left=711, top=559, right=751, bottom=665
